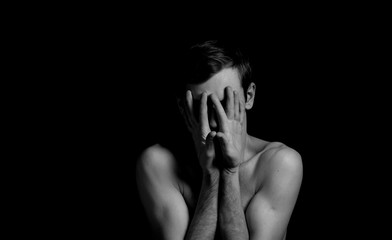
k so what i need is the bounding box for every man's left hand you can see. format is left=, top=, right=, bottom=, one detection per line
left=210, top=87, right=247, bottom=174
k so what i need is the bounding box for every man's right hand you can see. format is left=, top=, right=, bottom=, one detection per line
left=179, top=90, right=217, bottom=174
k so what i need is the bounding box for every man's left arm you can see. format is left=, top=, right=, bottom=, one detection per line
left=210, top=89, right=302, bottom=239
left=218, top=169, right=249, bottom=239
left=210, top=89, right=250, bottom=239
left=246, top=147, right=303, bottom=240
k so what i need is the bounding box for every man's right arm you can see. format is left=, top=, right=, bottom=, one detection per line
left=136, top=145, right=219, bottom=240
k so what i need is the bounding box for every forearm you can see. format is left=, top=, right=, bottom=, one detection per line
left=219, top=170, right=249, bottom=240
left=185, top=172, right=219, bottom=240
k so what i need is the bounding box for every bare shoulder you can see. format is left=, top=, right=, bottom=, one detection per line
left=264, top=142, right=302, bottom=167
left=136, top=144, right=178, bottom=182
left=257, top=142, right=303, bottom=192
left=247, top=140, right=303, bottom=189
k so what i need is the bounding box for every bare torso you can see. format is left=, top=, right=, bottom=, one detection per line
left=176, top=135, right=285, bottom=215
left=137, top=134, right=299, bottom=240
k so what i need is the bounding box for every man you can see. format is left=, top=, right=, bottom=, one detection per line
left=136, top=40, right=303, bottom=240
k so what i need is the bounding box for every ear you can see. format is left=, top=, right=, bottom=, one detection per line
left=245, top=82, right=256, bottom=110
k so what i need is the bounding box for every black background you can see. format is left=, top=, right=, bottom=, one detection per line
left=31, top=9, right=388, bottom=239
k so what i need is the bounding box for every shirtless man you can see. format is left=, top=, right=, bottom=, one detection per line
left=136, top=40, right=303, bottom=240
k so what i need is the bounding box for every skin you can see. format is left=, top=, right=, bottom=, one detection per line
left=136, top=68, right=303, bottom=240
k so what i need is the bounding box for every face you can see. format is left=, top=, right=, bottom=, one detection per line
left=186, top=68, right=246, bottom=131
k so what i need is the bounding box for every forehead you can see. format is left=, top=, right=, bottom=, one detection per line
left=186, top=68, right=242, bottom=100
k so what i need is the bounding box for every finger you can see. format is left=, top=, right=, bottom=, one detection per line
left=199, top=92, right=209, bottom=129
left=234, top=90, right=240, bottom=120
left=225, top=86, right=234, bottom=119
left=210, top=93, right=228, bottom=132
left=205, top=131, right=216, bottom=157
left=239, top=98, right=246, bottom=123
left=185, top=90, right=196, bottom=125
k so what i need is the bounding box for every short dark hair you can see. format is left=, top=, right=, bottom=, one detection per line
left=175, top=40, right=252, bottom=97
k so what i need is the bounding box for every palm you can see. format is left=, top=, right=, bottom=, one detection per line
left=220, top=120, right=245, bottom=168
left=210, top=87, right=247, bottom=172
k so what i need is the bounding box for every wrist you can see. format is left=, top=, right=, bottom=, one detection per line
left=202, top=169, right=220, bottom=185
left=221, top=167, right=240, bottom=177
left=220, top=168, right=240, bottom=188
